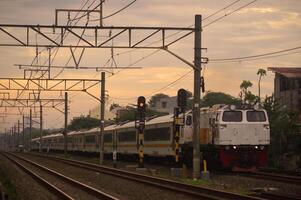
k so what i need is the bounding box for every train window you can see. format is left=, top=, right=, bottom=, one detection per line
left=118, top=131, right=136, bottom=142
left=186, top=115, right=192, bottom=126
left=247, top=111, right=266, bottom=122
left=145, top=128, right=170, bottom=141
left=104, top=133, right=113, bottom=143
left=222, top=111, right=242, bottom=122
left=67, top=137, right=72, bottom=143
left=85, top=135, right=96, bottom=143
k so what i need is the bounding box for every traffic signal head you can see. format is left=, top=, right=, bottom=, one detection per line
left=137, top=96, right=146, bottom=112
left=177, top=89, right=187, bottom=111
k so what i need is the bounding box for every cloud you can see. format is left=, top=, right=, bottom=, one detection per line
left=0, top=0, right=301, bottom=130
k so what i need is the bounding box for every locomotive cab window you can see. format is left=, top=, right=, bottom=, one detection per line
left=222, top=111, right=242, bottom=122
left=247, top=111, right=266, bottom=122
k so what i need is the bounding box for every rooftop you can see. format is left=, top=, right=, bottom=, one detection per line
left=268, top=67, right=301, bottom=78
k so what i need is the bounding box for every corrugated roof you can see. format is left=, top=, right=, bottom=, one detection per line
left=268, top=67, right=301, bottom=78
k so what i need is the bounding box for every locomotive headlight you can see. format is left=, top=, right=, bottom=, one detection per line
left=260, top=146, right=265, bottom=150
left=233, top=146, right=237, bottom=149
left=255, top=146, right=258, bottom=149
left=225, top=146, right=230, bottom=150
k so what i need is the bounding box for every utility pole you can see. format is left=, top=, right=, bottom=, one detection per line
left=100, top=0, right=104, bottom=26
left=48, top=48, right=51, bottom=79
left=29, top=108, right=32, bottom=151
left=13, top=124, right=17, bottom=150
left=39, top=104, right=43, bottom=152
left=22, top=115, right=25, bottom=147
left=4, top=128, right=7, bottom=151
left=192, top=15, right=202, bottom=180
left=99, top=72, right=105, bottom=164
left=64, top=92, right=68, bottom=157
left=17, top=120, right=20, bottom=149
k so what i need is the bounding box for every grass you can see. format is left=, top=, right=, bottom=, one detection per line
left=0, top=162, right=19, bottom=200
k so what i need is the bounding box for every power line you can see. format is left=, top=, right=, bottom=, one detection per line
left=91, top=0, right=137, bottom=21
left=69, top=0, right=104, bottom=21
left=203, top=0, right=257, bottom=28
left=210, top=46, right=301, bottom=62
left=107, top=0, right=248, bottom=64
left=145, top=70, right=193, bottom=97
left=203, top=0, right=241, bottom=21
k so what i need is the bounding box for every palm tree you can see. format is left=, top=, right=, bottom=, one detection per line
left=257, top=68, right=267, bottom=101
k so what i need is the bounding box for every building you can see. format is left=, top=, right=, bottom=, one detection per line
left=268, top=67, right=301, bottom=126
left=150, top=96, right=177, bottom=114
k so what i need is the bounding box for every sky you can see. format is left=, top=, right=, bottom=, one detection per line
left=0, top=0, right=300, bottom=131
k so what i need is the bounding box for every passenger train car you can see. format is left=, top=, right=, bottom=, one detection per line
left=31, top=104, right=270, bottom=171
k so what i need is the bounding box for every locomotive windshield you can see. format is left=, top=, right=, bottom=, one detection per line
left=222, top=111, right=242, bottom=122
left=247, top=111, right=266, bottom=122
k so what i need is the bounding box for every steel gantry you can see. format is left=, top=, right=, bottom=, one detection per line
left=0, top=78, right=102, bottom=101
left=0, top=97, right=66, bottom=152
left=0, top=24, right=194, bottom=49
left=0, top=98, right=65, bottom=108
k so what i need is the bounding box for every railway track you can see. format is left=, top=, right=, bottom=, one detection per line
left=22, top=152, right=267, bottom=200
left=257, top=191, right=301, bottom=200
left=1, top=152, right=119, bottom=200
left=258, top=167, right=301, bottom=177
left=250, top=171, right=301, bottom=185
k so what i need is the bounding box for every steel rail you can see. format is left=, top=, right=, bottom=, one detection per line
left=7, top=153, right=119, bottom=200
left=258, top=167, right=301, bottom=177
left=251, top=171, right=301, bottom=185
left=259, top=191, right=301, bottom=200
left=1, top=153, right=74, bottom=200
left=26, top=153, right=265, bottom=200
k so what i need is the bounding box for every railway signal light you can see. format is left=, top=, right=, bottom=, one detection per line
left=177, top=89, right=187, bottom=112
left=137, top=96, right=146, bottom=112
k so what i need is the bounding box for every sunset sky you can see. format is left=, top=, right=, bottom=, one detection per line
left=0, top=0, right=300, bottom=131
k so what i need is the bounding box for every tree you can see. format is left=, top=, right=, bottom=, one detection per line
left=263, top=95, right=299, bottom=167
left=117, top=105, right=168, bottom=122
left=257, top=68, right=267, bottom=101
left=110, top=103, right=121, bottom=111
left=240, top=80, right=253, bottom=92
left=239, top=80, right=256, bottom=102
left=201, top=91, right=240, bottom=107
left=68, top=116, right=99, bottom=130
left=148, top=93, right=169, bottom=108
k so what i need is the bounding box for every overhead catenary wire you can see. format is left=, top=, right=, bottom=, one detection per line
left=210, top=46, right=301, bottom=63
left=203, top=0, right=257, bottom=28
left=90, top=0, right=136, bottom=21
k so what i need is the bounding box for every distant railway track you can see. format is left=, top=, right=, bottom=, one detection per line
left=257, top=190, right=301, bottom=200
left=22, top=152, right=266, bottom=200
left=258, top=167, right=301, bottom=177
left=1, top=152, right=119, bottom=200
left=249, top=171, right=301, bottom=185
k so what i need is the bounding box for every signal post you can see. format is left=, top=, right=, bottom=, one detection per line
left=172, top=89, right=187, bottom=176
left=136, top=96, right=146, bottom=169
